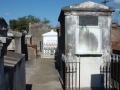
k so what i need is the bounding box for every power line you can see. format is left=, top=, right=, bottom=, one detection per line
left=115, top=9, right=120, bottom=23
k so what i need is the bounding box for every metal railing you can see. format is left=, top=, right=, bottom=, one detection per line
left=42, top=47, right=56, bottom=55
left=41, top=43, right=57, bottom=56
left=102, top=54, right=120, bottom=90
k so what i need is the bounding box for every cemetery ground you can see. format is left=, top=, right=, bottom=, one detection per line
left=25, top=57, right=62, bottom=90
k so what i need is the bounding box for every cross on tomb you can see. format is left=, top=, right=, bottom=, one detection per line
left=101, top=0, right=109, bottom=5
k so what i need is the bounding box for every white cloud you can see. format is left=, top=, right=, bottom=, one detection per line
left=5, top=13, right=10, bottom=16
left=114, top=0, right=120, bottom=4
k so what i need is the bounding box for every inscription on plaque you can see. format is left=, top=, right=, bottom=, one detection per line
left=79, top=16, right=98, bottom=26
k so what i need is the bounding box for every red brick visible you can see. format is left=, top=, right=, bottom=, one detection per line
left=112, top=41, right=120, bottom=49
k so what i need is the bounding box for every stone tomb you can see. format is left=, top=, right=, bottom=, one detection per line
left=58, top=1, right=115, bottom=88
left=25, top=35, right=32, bottom=44
left=7, top=29, right=22, bottom=53
left=42, top=29, right=57, bottom=58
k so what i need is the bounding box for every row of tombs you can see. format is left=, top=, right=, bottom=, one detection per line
left=0, top=17, right=26, bottom=90
left=0, top=17, right=58, bottom=90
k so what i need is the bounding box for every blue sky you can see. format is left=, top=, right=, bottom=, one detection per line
left=0, top=0, right=120, bottom=27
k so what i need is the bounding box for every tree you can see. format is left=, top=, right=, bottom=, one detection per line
left=27, top=15, right=41, bottom=23
left=42, top=18, right=50, bottom=24
left=9, top=15, right=41, bottom=31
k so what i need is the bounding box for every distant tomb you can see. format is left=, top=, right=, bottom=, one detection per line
left=41, top=30, right=57, bottom=58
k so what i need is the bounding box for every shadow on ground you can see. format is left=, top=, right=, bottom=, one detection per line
left=90, top=87, right=105, bottom=90
left=26, top=84, right=32, bottom=90
left=54, top=61, right=58, bottom=69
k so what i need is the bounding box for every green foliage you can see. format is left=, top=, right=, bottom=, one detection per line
left=9, top=19, right=19, bottom=31
left=9, top=15, right=50, bottom=31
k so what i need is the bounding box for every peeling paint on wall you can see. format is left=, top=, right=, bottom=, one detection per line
left=65, top=15, right=78, bottom=58
left=99, top=16, right=111, bottom=63
left=79, top=26, right=98, bottom=51
left=75, top=26, right=101, bottom=54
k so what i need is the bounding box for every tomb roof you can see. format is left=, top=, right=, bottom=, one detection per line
left=42, top=29, right=57, bottom=36
left=7, top=29, right=22, bottom=37
left=4, top=51, right=24, bottom=72
left=61, top=1, right=115, bottom=12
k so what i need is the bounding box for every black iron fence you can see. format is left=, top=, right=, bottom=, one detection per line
left=100, top=63, right=111, bottom=89
left=41, top=43, right=57, bottom=56
left=63, top=60, right=80, bottom=90
left=101, top=54, right=120, bottom=90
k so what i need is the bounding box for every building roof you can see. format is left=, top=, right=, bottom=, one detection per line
left=112, top=22, right=120, bottom=29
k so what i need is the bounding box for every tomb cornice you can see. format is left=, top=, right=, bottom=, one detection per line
left=62, top=1, right=115, bottom=12
left=64, top=11, right=112, bottom=16
left=7, top=29, right=22, bottom=38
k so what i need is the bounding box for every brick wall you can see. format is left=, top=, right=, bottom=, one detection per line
left=111, top=22, right=120, bottom=49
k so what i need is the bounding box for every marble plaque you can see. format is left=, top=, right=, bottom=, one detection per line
left=79, top=16, right=98, bottom=26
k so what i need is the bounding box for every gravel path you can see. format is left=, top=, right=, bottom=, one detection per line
left=26, top=58, right=62, bottom=90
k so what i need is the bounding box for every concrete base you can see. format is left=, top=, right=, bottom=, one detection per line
left=41, top=55, right=54, bottom=58
left=80, top=57, right=102, bottom=88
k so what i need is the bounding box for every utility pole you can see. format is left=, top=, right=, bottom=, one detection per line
left=102, top=0, right=109, bottom=5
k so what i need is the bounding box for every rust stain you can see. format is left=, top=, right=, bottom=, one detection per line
left=27, top=44, right=37, bottom=50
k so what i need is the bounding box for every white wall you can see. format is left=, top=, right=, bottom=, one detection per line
left=43, top=36, right=57, bottom=44
left=80, top=57, right=101, bottom=87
